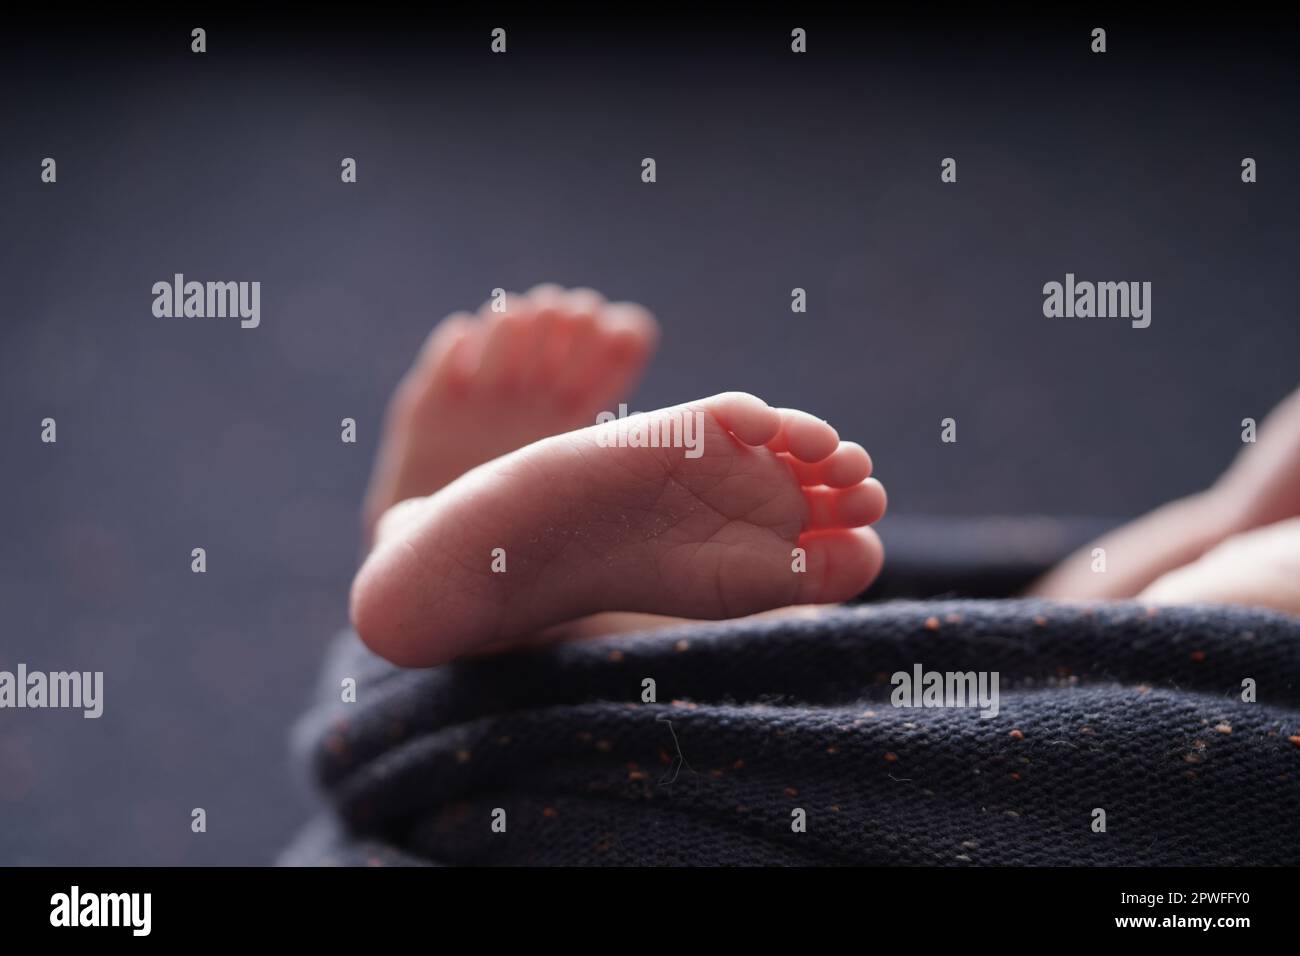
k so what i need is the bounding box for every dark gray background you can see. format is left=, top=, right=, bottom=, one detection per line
left=1, top=16, right=1297, bottom=863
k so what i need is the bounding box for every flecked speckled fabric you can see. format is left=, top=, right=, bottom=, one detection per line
left=282, top=519, right=1300, bottom=866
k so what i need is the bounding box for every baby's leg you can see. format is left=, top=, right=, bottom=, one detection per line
left=1139, top=517, right=1300, bottom=615
left=1028, top=492, right=1231, bottom=600
left=1031, top=384, right=1300, bottom=600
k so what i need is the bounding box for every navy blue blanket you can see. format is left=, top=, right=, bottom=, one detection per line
left=283, top=518, right=1300, bottom=866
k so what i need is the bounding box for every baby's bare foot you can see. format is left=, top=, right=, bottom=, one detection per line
left=361, top=285, right=658, bottom=544
left=351, top=392, right=885, bottom=666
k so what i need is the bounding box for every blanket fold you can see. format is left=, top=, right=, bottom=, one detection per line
left=282, top=517, right=1300, bottom=866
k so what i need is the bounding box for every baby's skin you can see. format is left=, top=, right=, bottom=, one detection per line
left=354, top=284, right=1300, bottom=667
left=361, top=285, right=660, bottom=546
left=1031, top=384, right=1300, bottom=613
left=353, top=285, right=883, bottom=666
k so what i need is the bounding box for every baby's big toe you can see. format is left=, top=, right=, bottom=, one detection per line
left=795, top=527, right=885, bottom=604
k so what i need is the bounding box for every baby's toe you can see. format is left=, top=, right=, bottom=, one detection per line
left=561, top=286, right=607, bottom=316
left=795, top=527, right=884, bottom=604
left=819, top=442, right=873, bottom=486
left=781, top=441, right=873, bottom=488
left=551, top=322, right=604, bottom=403
left=804, top=478, right=887, bottom=529
left=525, top=282, right=565, bottom=304
left=771, top=408, right=839, bottom=463
left=601, top=302, right=658, bottom=348
left=702, top=392, right=782, bottom=447
left=411, top=311, right=477, bottom=395
left=582, top=314, right=659, bottom=412
left=475, top=308, right=530, bottom=387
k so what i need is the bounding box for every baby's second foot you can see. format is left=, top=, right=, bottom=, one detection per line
left=361, top=285, right=658, bottom=544
left=351, top=392, right=885, bottom=666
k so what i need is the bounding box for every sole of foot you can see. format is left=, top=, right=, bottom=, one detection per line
left=352, top=391, right=885, bottom=666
